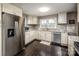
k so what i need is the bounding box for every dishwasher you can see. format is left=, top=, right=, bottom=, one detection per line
left=53, top=32, right=61, bottom=44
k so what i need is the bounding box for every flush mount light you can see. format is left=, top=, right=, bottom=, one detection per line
left=39, top=7, right=50, bottom=12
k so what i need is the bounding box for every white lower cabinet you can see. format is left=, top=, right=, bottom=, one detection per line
left=25, top=32, right=30, bottom=45
left=45, top=32, right=51, bottom=42
left=30, top=31, right=35, bottom=41
left=61, top=33, right=68, bottom=46
left=34, top=31, right=39, bottom=40
left=30, top=31, right=39, bottom=41
left=25, top=31, right=39, bottom=45
left=39, top=31, right=52, bottom=42
left=68, top=36, right=79, bottom=56
left=25, top=31, right=69, bottom=46
left=39, top=31, right=46, bottom=41
left=25, top=31, right=69, bottom=45
left=25, top=31, right=54, bottom=45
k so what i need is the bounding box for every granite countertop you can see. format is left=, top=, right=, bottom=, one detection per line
left=68, top=32, right=78, bottom=36
left=74, top=42, right=79, bottom=54
left=25, top=29, right=67, bottom=33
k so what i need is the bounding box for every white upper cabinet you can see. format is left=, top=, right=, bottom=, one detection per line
left=2, top=4, right=22, bottom=17
left=27, top=16, right=38, bottom=24
left=27, top=16, right=33, bottom=24
left=32, top=16, right=38, bottom=24
left=58, top=12, right=67, bottom=24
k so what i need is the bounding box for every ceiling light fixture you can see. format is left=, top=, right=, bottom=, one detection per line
left=39, top=7, right=50, bottom=12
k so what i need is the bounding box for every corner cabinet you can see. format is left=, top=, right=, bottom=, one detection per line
left=58, top=12, right=67, bottom=24
left=27, top=16, right=38, bottom=24
left=39, top=31, right=46, bottom=41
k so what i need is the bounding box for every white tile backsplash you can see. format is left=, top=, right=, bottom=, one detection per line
left=67, top=25, right=76, bottom=33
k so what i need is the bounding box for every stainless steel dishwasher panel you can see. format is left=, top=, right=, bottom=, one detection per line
left=53, top=32, right=61, bottom=44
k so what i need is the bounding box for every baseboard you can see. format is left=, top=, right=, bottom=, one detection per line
left=25, top=39, right=41, bottom=47
left=51, top=42, right=68, bottom=48
left=74, top=50, right=79, bottom=56
left=15, top=40, right=68, bottom=56
left=15, top=39, right=41, bottom=56
left=40, top=40, right=51, bottom=43
left=61, top=43, right=68, bottom=47
left=14, top=48, right=24, bottom=56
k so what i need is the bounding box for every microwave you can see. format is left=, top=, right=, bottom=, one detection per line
left=69, top=19, right=75, bottom=24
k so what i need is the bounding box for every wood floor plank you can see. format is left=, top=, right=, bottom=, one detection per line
left=17, top=41, right=68, bottom=56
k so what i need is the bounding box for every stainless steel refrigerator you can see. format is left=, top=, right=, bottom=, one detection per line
left=2, top=12, right=24, bottom=56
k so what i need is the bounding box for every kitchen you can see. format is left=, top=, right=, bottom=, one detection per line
left=0, top=3, right=79, bottom=56
left=23, top=4, right=78, bottom=56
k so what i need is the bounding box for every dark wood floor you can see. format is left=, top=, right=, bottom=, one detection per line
left=17, top=40, right=68, bottom=56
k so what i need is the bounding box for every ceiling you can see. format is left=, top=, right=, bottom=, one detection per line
left=14, top=3, right=77, bottom=16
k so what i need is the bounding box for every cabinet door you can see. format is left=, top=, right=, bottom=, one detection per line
left=25, top=32, right=30, bottom=45
left=39, top=31, right=46, bottom=41
left=29, top=31, right=39, bottom=41
left=3, top=4, right=22, bottom=17
left=3, top=4, right=14, bottom=15
left=27, top=16, right=33, bottom=24
left=58, top=12, right=67, bottom=24
left=27, top=16, right=38, bottom=24
left=45, top=32, right=51, bottom=42
left=13, top=6, right=22, bottom=17
left=51, top=32, right=54, bottom=42
left=30, top=31, right=35, bottom=41
left=61, top=33, right=68, bottom=45
left=38, top=31, right=41, bottom=40
left=34, top=31, right=39, bottom=40
left=32, top=16, right=38, bottom=24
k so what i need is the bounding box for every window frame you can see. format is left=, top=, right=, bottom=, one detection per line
left=40, top=17, right=57, bottom=29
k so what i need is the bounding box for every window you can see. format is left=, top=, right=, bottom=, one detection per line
left=40, top=19, right=47, bottom=28
left=40, top=17, right=57, bottom=29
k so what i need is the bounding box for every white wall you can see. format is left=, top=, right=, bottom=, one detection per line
left=0, top=4, right=2, bottom=56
